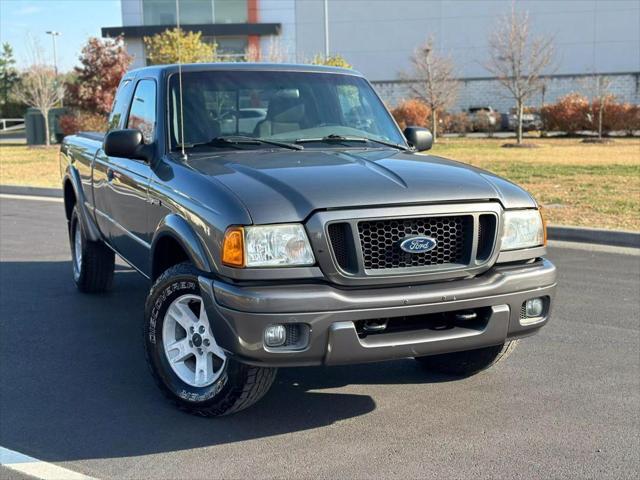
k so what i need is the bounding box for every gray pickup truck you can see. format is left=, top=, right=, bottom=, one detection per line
left=60, top=64, right=556, bottom=416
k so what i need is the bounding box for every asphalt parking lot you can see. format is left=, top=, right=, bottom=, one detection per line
left=1, top=196, right=639, bottom=479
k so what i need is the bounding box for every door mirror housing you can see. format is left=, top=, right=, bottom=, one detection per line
left=403, top=127, right=433, bottom=151
left=103, top=129, right=150, bottom=161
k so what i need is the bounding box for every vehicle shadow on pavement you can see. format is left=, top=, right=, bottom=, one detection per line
left=0, top=261, right=455, bottom=462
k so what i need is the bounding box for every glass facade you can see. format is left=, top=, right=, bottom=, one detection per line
left=142, top=0, right=248, bottom=25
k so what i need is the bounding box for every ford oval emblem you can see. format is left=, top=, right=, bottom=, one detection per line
left=399, top=236, right=437, bottom=254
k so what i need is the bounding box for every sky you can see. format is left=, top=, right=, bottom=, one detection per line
left=0, top=0, right=122, bottom=72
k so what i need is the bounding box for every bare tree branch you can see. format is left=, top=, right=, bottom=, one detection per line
left=403, top=37, right=459, bottom=142
left=486, top=5, right=555, bottom=143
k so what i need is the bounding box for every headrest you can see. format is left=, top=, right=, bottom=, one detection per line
left=268, top=95, right=305, bottom=124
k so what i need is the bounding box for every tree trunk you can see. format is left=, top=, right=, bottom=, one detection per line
left=516, top=101, right=524, bottom=144
left=42, top=109, right=50, bottom=147
left=431, top=109, right=437, bottom=143
left=598, top=101, right=603, bottom=139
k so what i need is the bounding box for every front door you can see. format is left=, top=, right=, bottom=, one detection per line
left=102, top=79, right=157, bottom=275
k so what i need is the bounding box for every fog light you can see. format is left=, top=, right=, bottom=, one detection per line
left=525, top=298, right=544, bottom=317
left=264, top=325, right=286, bottom=347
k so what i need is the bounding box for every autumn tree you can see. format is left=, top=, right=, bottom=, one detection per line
left=14, top=65, right=64, bottom=146
left=66, top=36, right=132, bottom=115
left=391, top=99, right=429, bottom=130
left=0, top=43, right=20, bottom=117
left=311, top=54, right=352, bottom=68
left=144, top=28, right=216, bottom=65
left=487, top=6, right=555, bottom=144
left=404, top=38, right=458, bottom=142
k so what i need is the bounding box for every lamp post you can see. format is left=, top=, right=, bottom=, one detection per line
left=323, top=0, right=329, bottom=59
left=46, top=31, right=62, bottom=107
left=45, top=31, right=60, bottom=75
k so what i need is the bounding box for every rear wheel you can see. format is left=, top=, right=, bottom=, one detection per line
left=144, top=263, right=277, bottom=416
left=69, top=206, right=114, bottom=293
left=415, top=340, right=519, bottom=377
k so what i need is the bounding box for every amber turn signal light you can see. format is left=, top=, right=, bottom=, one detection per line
left=222, top=227, right=244, bottom=267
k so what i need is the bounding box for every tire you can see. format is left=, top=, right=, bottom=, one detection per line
left=69, top=206, right=114, bottom=293
left=144, top=263, right=277, bottom=416
left=415, top=340, right=519, bottom=377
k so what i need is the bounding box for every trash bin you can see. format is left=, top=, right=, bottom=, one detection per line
left=25, top=108, right=46, bottom=145
left=24, top=107, right=68, bottom=145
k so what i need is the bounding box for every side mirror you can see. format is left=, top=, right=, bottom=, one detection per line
left=103, top=129, right=149, bottom=161
left=403, top=127, right=433, bottom=151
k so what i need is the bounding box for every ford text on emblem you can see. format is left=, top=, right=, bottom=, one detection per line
left=399, top=236, right=437, bottom=254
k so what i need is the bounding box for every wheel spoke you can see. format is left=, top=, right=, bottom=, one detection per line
left=195, top=353, right=209, bottom=385
left=198, top=300, right=207, bottom=323
left=207, top=336, right=226, bottom=360
left=166, top=338, right=192, bottom=364
left=169, top=301, right=199, bottom=330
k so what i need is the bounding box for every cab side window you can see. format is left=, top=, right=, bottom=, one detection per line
left=127, top=80, right=157, bottom=144
left=107, top=79, right=132, bottom=131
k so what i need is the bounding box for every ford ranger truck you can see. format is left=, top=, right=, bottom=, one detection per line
left=60, top=64, right=556, bottom=416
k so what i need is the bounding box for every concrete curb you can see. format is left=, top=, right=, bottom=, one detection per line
left=1, top=185, right=62, bottom=198
left=1, top=185, right=638, bottom=249
left=547, top=225, right=640, bottom=249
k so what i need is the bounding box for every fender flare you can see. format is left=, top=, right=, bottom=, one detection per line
left=150, top=214, right=214, bottom=280
left=63, top=167, right=101, bottom=242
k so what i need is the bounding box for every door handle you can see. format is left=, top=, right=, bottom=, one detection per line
left=107, top=168, right=115, bottom=181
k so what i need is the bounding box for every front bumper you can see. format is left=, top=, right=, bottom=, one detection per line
left=199, top=259, right=556, bottom=367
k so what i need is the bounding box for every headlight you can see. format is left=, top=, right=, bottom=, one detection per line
left=222, top=224, right=315, bottom=268
left=501, top=210, right=545, bottom=251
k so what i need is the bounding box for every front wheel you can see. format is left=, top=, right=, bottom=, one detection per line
left=415, top=340, right=520, bottom=377
left=144, top=263, right=277, bottom=416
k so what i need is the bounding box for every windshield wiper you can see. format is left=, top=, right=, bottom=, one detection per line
left=209, top=135, right=303, bottom=151
left=295, top=134, right=411, bottom=151
left=178, top=135, right=303, bottom=151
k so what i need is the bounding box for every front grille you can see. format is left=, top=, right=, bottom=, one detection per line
left=328, top=223, right=353, bottom=272
left=357, top=215, right=472, bottom=270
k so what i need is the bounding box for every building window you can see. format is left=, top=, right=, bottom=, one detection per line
left=215, top=0, right=248, bottom=23
left=202, top=36, right=248, bottom=60
left=142, top=0, right=247, bottom=25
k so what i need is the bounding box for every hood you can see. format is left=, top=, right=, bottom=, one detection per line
left=186, top=148, right=535, bottom=224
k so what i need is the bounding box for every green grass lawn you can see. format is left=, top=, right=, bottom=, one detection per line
left=430, top=138, right=640, bottom=231
left=1, top=138, right=638, bottom=230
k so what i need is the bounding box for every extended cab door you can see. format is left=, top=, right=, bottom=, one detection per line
left=99, top=79, right=157, bottom=275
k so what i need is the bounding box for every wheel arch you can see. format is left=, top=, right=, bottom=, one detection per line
left=62, top=169, right=101, bottom=242
left=63, top=178, right=76, bottom=221
left=150, top=214, right=214, bottom=281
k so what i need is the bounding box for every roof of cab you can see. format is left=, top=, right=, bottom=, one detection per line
left=124, top=62, right=363, bottom=80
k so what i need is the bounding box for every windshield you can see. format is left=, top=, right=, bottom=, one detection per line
left=168, top=70, right=406, bottom=150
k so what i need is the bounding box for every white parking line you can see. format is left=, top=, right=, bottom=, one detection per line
left=0, top=446, right=97, bottom=480
left=0, top=193, right=63, bottom=203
